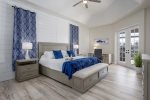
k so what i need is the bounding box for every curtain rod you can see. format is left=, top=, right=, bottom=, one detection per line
left=7, top=0, right=35, bottom=13
left=11, top=5, right=35, bottom=13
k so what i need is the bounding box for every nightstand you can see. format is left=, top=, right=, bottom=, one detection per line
left=15, top=58, right=39, bottom=82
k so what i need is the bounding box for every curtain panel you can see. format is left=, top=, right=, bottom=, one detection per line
left=70, top=24, right=79, bottom=53
left=12, top=7, right=37, bottom=71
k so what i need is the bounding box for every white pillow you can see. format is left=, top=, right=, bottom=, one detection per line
left=44, top=51, right=54, bottom=59
left=61, top=50, right=69, bottom=57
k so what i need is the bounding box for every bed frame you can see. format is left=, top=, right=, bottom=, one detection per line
left=38, top=42, right=74, bottom=87
left=38, top=42, right=108, bottom=93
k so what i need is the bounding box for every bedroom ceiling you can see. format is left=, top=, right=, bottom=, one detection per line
left=25, top=0, right=149, bottom=27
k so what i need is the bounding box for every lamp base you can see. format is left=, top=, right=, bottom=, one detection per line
left=75, top=49, right=78, bottom=56
left=25, top=50, right=30, bottom=60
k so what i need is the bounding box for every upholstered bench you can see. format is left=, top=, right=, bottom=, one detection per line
left=73, top=63, right=108, bottom=93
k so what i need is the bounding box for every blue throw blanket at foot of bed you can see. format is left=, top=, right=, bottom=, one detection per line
left=62, top=57, right=101, bottom=79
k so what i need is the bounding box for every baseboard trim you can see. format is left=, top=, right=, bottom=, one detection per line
left=0, top=71, right=15, bottom=82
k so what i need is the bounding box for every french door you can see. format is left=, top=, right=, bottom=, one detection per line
left=118, top=26, right=139, bottom=68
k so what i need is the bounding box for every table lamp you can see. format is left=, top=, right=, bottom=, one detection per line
left=73, top=44, right=79, bottom=55
left=22, top=42, right=33, bottom=59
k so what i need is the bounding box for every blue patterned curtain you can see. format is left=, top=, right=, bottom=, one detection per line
left=70, top=24, right=79, bottom=53
left=12, top=7, right=37, bottom=71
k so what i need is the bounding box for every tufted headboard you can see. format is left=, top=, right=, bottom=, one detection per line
left=38, top=42, right=69, bottom=58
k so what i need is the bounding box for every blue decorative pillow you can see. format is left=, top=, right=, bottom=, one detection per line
left=53, top=50, right=63, bottom=59
left=67, top=50, right=75, bottom=57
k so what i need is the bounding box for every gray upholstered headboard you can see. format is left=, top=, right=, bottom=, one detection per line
left=38, top=42, right=69, bottom=58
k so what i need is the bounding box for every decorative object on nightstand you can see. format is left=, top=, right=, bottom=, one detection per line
left=22, top=42, right=33, bottom=60
left=15, top=58, right=39, bottom=82
left=73, top=44, right=79, bottom=55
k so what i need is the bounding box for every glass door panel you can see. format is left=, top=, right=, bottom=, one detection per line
left=130, top=28, right=139, bottom=64
left=119, top=32, right=126, bottom=62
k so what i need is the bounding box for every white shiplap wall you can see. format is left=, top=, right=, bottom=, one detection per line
left=0, top=0, right=14, bottom=81
left=37, top=12, right=69, bottom=43
left=0, top=0, right=89, bottom=82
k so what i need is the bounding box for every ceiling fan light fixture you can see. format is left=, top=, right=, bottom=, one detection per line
left=73, top=0, right=101, bottom=8
left=83, top=0, right=88, bottom=4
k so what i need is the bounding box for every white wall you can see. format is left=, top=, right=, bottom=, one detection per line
left=145, top=7, right=150, bottom=54
left=36, top=12, right=69, bottom=43
left=0, top=0, right=14, bottom=82
left=89, top=25, right=114, bottom=54
left=89, top=9, right=145, bottom=64
left=0, top=0, right=89, bottom=82
left=79, top=25, right=90, bottom=54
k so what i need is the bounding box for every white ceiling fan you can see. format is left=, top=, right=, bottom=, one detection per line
left=73, top=0, right=101, bottom=8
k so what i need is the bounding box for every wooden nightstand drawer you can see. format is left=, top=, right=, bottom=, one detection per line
left=17, top=70, right=39, bottom=81
left=15, top=59, right=39, bottom=82
left=17, top=64, right=38, bottom=72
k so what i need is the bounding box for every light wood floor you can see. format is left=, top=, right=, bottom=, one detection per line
left=0, top=64, right=143, bottom=100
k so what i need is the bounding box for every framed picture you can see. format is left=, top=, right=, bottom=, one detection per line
left=94, top=38, right=109, bottom=45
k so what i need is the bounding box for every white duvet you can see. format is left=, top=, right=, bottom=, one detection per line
left=39, top=55, right=85, bottom=71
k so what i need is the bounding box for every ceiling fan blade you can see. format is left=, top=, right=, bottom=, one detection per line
left=85, top=4, right=88, bottom=8
left=73, top=1, right=83, bottom=7
left=88, top=0, right=101, bottom=3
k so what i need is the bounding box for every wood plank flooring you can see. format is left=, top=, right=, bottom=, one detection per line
left=0, top=64, right=143, bottom=100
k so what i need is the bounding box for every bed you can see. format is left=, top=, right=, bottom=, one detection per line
left=38, top=42, right=108, bottom=93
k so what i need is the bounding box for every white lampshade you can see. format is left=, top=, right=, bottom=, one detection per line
left=73, top=45, right=79, bottom=49
left=93, top=43, right=101, bottom=49
left=22, top=42, right=33, bottom=50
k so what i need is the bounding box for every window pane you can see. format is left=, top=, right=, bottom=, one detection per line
left=130, top=28, right=139, bottom=64
left=119, top=32, right=126, bottom=62
left=135, top=28, right=139, bottom=33
left=131, top=30, right=134, bottom=33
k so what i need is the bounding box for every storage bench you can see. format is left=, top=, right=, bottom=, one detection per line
left=73, top=63, right=108, bottom=93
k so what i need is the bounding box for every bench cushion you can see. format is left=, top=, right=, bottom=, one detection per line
left=73, top=63, right=108, bottom=79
